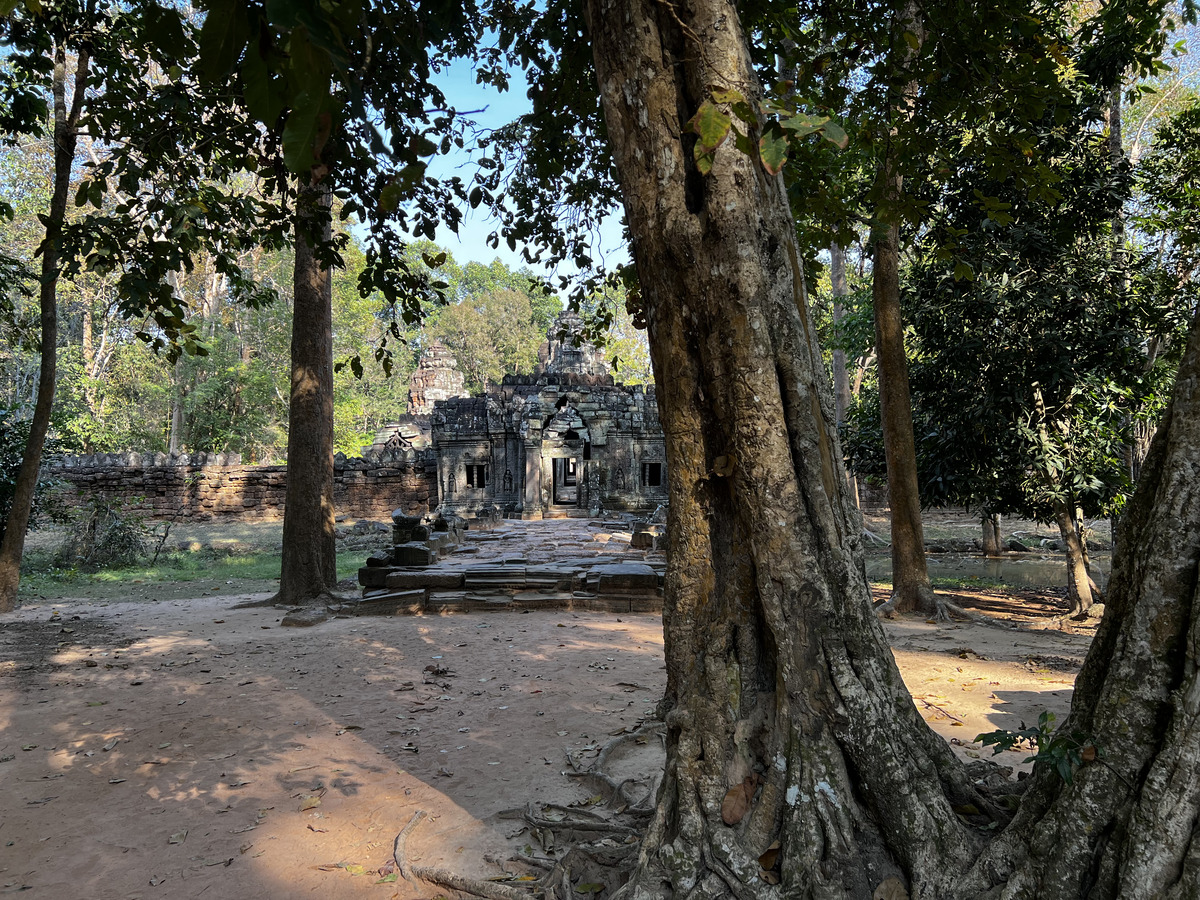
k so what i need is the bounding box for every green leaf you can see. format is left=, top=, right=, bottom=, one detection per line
left=821, top=121, right=849, bottom=150
left=281, top=91, right=334, bottom=173
left=198, top=0, right=250, bottom=82
left=375, top=873, right=398, bottom=884
left=410, top=134, right=438, bottom=158
left=710, top=88, right=745, bottom=105
left=241, top=45, right=284, bottom=126
left=693, top=145, right=715, bottom=176
left=0, top=0, right=23, bottom=16
left=903, top=30, right=920, bottom=51
left=759, top=127, right=789, bottom=176
left=144, top=5, right=187, bottom=60
left=686, top=100, right=732, bottom=153
left=781, top=113, right=827, bottom=140
left=575, top=884, right=605, bottom=894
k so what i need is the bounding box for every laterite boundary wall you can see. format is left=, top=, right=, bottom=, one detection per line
left=44, top=452, right=438, bottom=522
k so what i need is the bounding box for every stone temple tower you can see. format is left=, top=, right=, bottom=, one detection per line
left=537, top=311, right=610, bottom=378
left=406, top=340, right=468, bottom=416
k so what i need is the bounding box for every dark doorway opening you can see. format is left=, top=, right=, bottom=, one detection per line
left=553, top=457, right=578, bottom=504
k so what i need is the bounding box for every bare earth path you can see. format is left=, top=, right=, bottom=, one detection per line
left=0, top=587, right=1093, bottom=898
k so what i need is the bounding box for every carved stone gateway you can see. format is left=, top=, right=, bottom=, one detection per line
left=373, top=313, right=667, bottom=523
left=432, top=313, right=666, bottom=521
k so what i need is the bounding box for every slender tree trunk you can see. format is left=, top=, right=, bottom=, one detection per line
left=0, top=40, right=90, bottom=613
left=1032, top=386, right=1099, bottom=616
left=1051, top=495, right=1098, bottom=616
left=873, top=217, right=935, bottom=614
left=870, top=2, right=935, bottom=615
left=982, top=511, right=1002, bottom=557
left=830, top=243, right=859, bottom=509
left=168, top=357, right=185, bottom=456
left=273, top=179, right=337, bottom=620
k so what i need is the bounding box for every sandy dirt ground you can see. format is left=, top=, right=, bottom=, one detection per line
left=0, top=526, right=1097, bottom=899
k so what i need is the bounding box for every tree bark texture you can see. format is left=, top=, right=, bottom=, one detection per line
left=0, top=40, right=90, bottom=613
left=274, top=181, right=337, bottom=607
left=586, top=2, right=991, bottom=896
left=587, top=0, right=1200, bottom=897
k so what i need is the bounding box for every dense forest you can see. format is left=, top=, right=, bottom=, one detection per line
left=0, top=211, right=649, bottom=462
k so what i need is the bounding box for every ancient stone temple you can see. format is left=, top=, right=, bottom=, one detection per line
left=371, top=313, right=666, bottom=522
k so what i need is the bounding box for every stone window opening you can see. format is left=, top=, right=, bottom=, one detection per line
left=465, top=463, right=489, bottom=489
left=642, top=461, right=663, bottom=487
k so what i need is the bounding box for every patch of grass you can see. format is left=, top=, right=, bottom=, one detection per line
left=18, top=546, right=361, bottom=602
left=931, top=575, right=1014, bottom=591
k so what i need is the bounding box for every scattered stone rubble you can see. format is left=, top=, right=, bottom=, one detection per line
left=343, top=510, right=667, bottom=617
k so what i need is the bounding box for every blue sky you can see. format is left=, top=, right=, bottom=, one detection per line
left=424, top=56, right=628, bottom=285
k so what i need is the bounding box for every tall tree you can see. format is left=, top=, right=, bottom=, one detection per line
left=0, top=18, right=87, bottom=610
left=581, top=0, right=1200, bottom=895
left=274, top=183, right=337, bottom=617
left=194, top=0, right=481, bottom=614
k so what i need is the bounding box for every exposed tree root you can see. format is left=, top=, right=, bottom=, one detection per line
left=875, top=592, right=1013, bottom=629
left=394, top=810, right=531, bottom=900
left=232, top=592, right=345, bottom=628
left=391, top=723, right=664, bottom=899
left=564, top=720, right=665, bottom=812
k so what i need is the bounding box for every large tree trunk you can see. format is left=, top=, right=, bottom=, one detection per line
left=273, top=180, right=337, bottom=620
left=0, top=40, right=90, bottom=613
left=588, top=0, right=1200, bottom=897
left=588, top=2, right=987, bottom=896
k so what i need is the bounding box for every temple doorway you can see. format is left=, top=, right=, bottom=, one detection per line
left=553, top=457, right=579, bottom=505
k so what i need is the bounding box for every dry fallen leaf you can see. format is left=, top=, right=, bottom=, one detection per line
left=874, top=875, right=910, bottom=900
left=168, top=830, right=188, bottom=845
left=299, top=796, right=322, bottom=811
left=758, top=840, right=781, bottom=870
left=720, top=775, right=759, bottom=826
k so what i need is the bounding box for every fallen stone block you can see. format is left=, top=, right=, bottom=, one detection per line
left=385, top=570, right=465, bottom=590
left=393, top=543, right=437, bottom=566
left=593, top=562, right=660, bottom=594
left=359, top=566, right=396, bottom=588
left=342, top=589, right=426, bottom=616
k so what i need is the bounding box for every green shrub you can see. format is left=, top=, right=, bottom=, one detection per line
left=56, top=496, right=148, bottom=571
